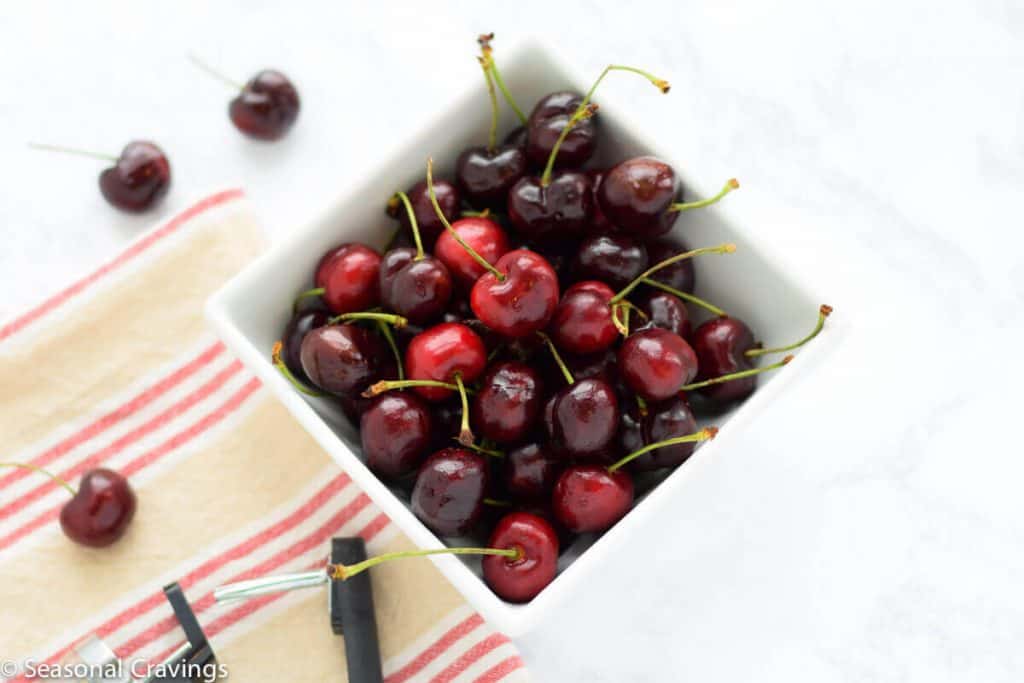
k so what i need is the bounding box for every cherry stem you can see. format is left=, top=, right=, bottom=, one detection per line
left=462, top=441, right=504, bottom=458
left=272, top=341, right=326, bottom=397
left=478, top=57, right=499, bottom=152
left=392, top=191, right=425, bottom=260
left=327, top=312, right=408, bottom=328
left=292, top=287, right=325, bottom=314
left=607, top=427, right=718, bottom=473
left=188, top=53, right=244, bottom=90
left=426, top=157, right=505, bottom=281
left=640, top=279, right=728, bottom=317
left=479, top=33, right=527, bottom=125
left=540, top=64, right=670, bottom=186
left=376, top=320, right=404, bottom=381
left=636, top=395, right=648, bottom=416
left=483, top=498, right=512, bottom=507
left=329, top=545, right=521, bottom=580
left=461, top=208, right=491, bottom=218
left=363, top=379, right=475, bottom=398
left=611, top=300, right=647, bottom=336
left=611, top=244, right=736, bottom=304
left=0, top=462, right=77, bottom=497
left=27, top=143, right=117, bottom=163
left=680, top=355, right=794, bottom=391
left=746, top=305, right=833, bottom=357
left=455, top=373, right=474, bottom=446
left=536, top=332, right=574, bottom=385
left=668, top=178, right=740, bottom=212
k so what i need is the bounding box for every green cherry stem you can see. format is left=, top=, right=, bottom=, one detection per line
left=461, top=208, right=492, bottom=218
left=639, top=279, right=728, bottom=317
left=478, top=56, right=499, bottom=152
left=427, top=157, right=506, bottom=281
left=27, top=143, right=117, bottom=163
left=0, top=462, right=77, bottom=497
left=188, top=53, right=244, bottom=90
left=668, top=178, right=740, bottom=213
left=454, top=373, right=474, bottom=446
left=680, top=355, right=794, bottom=391
left=329, top=545, right=521, bottom=580
left=327, top=312, right=408, bottom=328
left=479, top=33, right=527, bottom=126
left=610, top=243, right=736, bottom=304
left=483, top=497, right=512, bottom=507
left=540, top=64, right=670, bottom=187
left=462, top=441, right=505, bottom=458
left=362, top=379, right=476, bottom=398
left=272, top=341, right=326, bottom=397
left=536, top=332, right=574, bottom=385
left=392, top=190, right=425, bottom=260
left=292, top=287, right=325, bottom=314
left=607, top=427, right=718, bottom=473
left=377, top=320, right=405, bottom=381
left=746, top=305, right=833, bottom=357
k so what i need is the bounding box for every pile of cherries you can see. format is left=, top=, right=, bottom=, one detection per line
left=274, top=37, right=831, bottom=602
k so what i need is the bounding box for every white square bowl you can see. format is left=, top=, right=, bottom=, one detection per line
left=205, top=39, right=842, bottom=636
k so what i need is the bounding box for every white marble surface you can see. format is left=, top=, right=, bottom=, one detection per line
left=2, top=1, right=1024, bottom=680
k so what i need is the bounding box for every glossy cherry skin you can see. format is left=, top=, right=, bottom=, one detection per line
left=691, top=317, right=759, bottom=404
left=618, top=397, right=699, bottom=472
left=587, top=170, right=614, bottom=233
left=405, top=323, right=487, bottom=401
left=547, top=378, right=620, bottom=458
left=470, top=249, right=560, bottom=338
left=635, top=290, right=692, bottom=339
left=548, top=281, right=617, bottom=355
left=281, top=307, right=330, bottom=386
left=360, top=392, right=433, bottom=479
left=99, top=141, right=171, bottom=212
left=552, top=465, right=633, bottom=533
left=503, top=442, right=560, bottom=499
left=471, top=362, right=543, bottom=444
left=507, top=172, right=593, bottom=241
left=455, top=145, right=528, bottom=208
left=525, top=91, right=596, bottom=169
left=315, top=243, right=382, bottom=314
left=643, top=236, right=696, bottom=294
left=378, top=248, right=452, bottom=324
left=392, top=178, right=461, bottom=248
left=504, top=126, right=528, bottom=149
left=411, top=448, right=488, bottom=536
left=59, top=468, right=136, bottom=547
left=300, top=324, right=385, bottom=396
left=229, top=70, right=300, bottom=140
left=597, top=156, right=681, bottom=238
left=434, top=217, right=510, bottom=287
left=482, top=512, right=559, bottom=602
left=571, top=234, right=648, bottom=290
left=618, top=327, right=698, bottom=402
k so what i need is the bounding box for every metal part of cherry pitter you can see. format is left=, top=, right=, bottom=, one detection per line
left=70, top=582, right=217, bottom=683
left=213, top=537, right=383, bottom=683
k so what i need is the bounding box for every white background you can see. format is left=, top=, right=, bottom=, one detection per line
left=2, top=1, right=1024, bottom=681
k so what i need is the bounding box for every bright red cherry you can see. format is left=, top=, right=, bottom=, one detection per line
left=471, top=362, right=543, bottom=444
left=411, top=448, right=488, bottom=536
left=59, top=468, right=137, bottom=548
left=360, top=393, right=433, bottom=479
left=548, top=281, right=618, bottom=355
left=552, top=465, right=633, bottom=533
left=434, top=217, right=510, bottom=287
left=482, top=512, right=559, bottom=602
left=618, top=327, right=698, bottom=402
left=229, top=70, right=301, bottom=140
left=404, top=323, right=487, bottom=401
left=471, top=249, right=560, bottom=338
left=315, top=243, right=382, bottom=314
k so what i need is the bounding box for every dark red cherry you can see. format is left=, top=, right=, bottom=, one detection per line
left=315, top=243, right=381, bottom=314
left=690, top=317, right=758, bottom=404
left=643, top=236, right=696, bottom=294
left=547, top=378, right=620, bottom=458
left=390, top=179, right=461, bottom=248
left=455, top=145, right=528, bottom=208
left=300, top=324, right=385, bottom=396
left=434, top=217, right=510, bottom=287
left=634, top=290, right=692, bottom=339
left=525, top=92, right=596, bottom=169
left=597, top=156, right=681, bottom=238
left=360, top=392, right=433, bottom=479
left=281, top=307, right=330, bottom=386
left=571, top=234, right=649, bottom=290
left=619, top=397, right=699, bottom=472
left=378, top=248, right=452, bottom=324
left=98, top=141, right=171, bottom=212
left=507, top=171, right=593, bottom=241
left=503, top=443, right=560, bottom=499
left=471, top=362, right=543, bottom=444
left=549, top=281, right=617, bottom=355
left=552, top=465, right=633, bottom=533
left=482, top=512, right=559, bottom=602
left=229, top=70, right=300, bottom=141
left=59, top=468, right=137, bottom=547
left=470, top=249, right=560, bottom=338
left=618, top=327, right=698, bottom=402
left=504, top=126, right=528, bottom=149
left=405, top=323, right=487, bottom=401
left=411, top=448, right=488, bottom=536
left=587, top=169, right=614, bottom=233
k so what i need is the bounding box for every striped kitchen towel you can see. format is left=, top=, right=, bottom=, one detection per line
left=0, top=190, right=529, bottom=683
